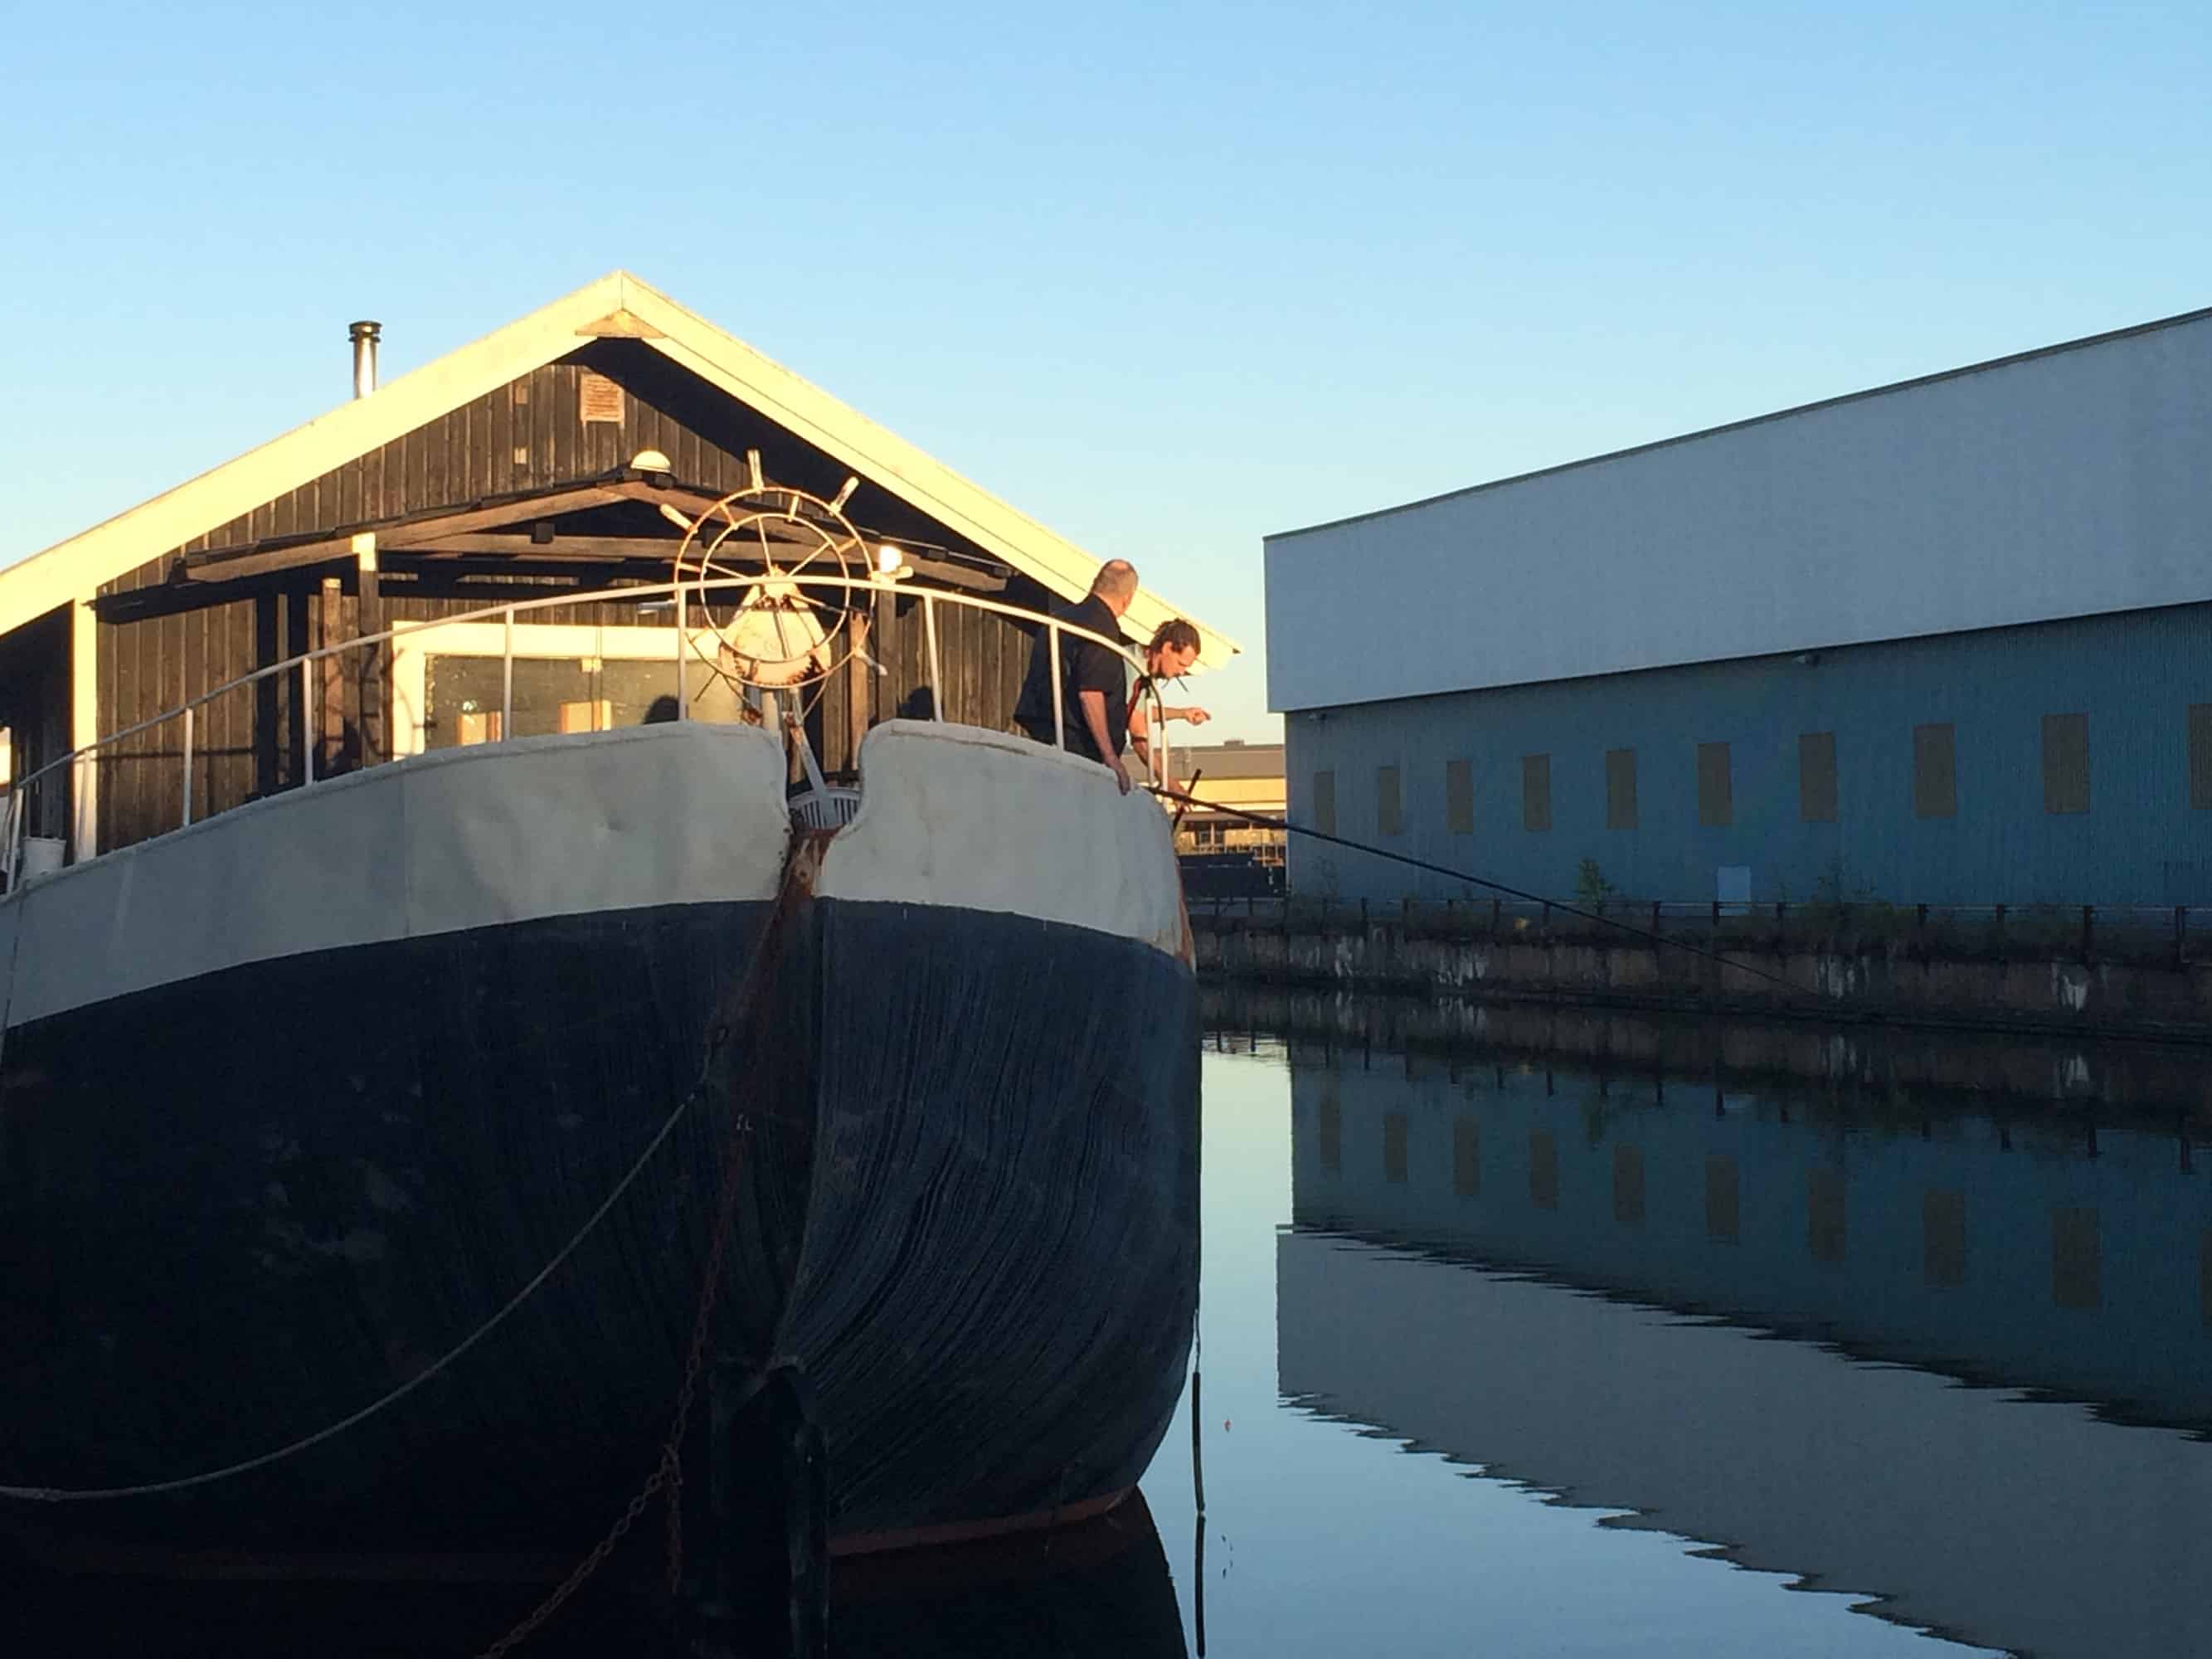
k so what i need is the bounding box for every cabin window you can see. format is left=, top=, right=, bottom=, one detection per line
left=1798, top=732, right=1838, bottom=822
left=1696, top=742, right=1732, bottom=827
left=1913, top=722, right=1957, bottom=819
left=390, top=622, right=745, bottom=760
left=1521, top=753, right=1551, bottom=832
left=1376, top=766, right=1403, bottom=836
left=422, top=656, right=678, bottom=748
left=2189, top=705, right=2212, bottom=810
left=1445, top=759, right=1473, bottom=834
left=1605, top=747, right=1637, bottom=830
left=2042, top=713, right=2089, bottom=814
left=1311, top=770, right=1336, bottom=835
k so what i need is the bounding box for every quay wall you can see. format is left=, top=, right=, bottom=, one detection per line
left=1191, top=898, right=2212, bottom=1042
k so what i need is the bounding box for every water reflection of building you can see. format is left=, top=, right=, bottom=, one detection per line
left=1279, top=1044, right=2212, bottom=1659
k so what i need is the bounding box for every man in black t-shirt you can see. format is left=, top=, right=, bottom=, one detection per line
left=1013, top=559, right=1140, bottom=794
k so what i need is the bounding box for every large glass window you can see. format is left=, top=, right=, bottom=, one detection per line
left=423, top=656, right=718, bottom=749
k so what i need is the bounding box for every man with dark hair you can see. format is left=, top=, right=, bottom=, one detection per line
left=1125, top=618, right=1208, bottom=786
left=1014, top=559, right=1139, bottom=794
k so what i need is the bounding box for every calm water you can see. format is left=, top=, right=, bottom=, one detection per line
left=12, top=995, right=2212, bottom=1656
left=1144, top=994, right=2212, bottom=1659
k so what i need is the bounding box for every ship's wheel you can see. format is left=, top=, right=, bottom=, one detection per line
left=673, top=476, right=868, bottom=692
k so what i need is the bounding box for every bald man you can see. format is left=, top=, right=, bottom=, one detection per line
left=1013, top=559, right=1139, bottom=794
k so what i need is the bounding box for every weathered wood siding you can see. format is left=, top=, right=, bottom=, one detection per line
left=91, top=341, right=1057, bottom=850
left=0, top=606, right=75, bottom=841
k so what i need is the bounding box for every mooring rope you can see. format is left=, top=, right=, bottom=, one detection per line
left=0, top=859, right=806, bottom=1508
left=1146, top=785, right=1821, bottom=1002
left=0, top=1082, right=707, bottom=1506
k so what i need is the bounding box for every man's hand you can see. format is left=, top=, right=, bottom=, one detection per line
left=1186, top=707, right=1211, bottom=726
left=1111, top=759, right=1131, bottom=795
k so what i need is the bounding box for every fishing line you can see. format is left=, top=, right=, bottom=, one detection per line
left=1147, top=786, right=1820, bottom=1002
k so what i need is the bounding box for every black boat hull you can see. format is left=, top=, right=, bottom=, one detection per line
left=0, top=891, right=1197, bottom=1565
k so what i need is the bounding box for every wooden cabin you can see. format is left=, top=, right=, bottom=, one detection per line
left=0, top=273, right=1236, bottom=864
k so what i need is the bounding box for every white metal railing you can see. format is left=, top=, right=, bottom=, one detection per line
left=2, top=575, right=1173, bottom=889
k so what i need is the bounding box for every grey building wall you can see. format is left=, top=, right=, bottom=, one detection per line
left=1286, top=601, right=2212, bottom=907
left=1266, top=304, right=2212, bottom=713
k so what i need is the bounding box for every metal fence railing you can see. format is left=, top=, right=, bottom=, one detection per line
left=0, top=573, right=1158, bottom=892
left=1189, top=894, right=2208, bottom=961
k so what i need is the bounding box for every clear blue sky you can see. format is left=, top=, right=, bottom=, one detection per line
left=5, top=2, right=2208, bottom=741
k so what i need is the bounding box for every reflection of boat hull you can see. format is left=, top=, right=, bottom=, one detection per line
left=6, top=1488, right=1192, bottom=1659
left=834, top=1488, right=1189, bottom=1658
left=0, top=721, right=1198, bottom=1569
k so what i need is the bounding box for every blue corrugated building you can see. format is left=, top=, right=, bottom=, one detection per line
left=1265, top=306, right=2212, bottom=907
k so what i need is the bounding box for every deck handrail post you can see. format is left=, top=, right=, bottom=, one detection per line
left=180, top=705, right=194, bottom=829
left=301, top=657, right=316, bottom=786
left=922, top=592, right=944, bottom=722
left=1048, top=619, right=1065, bottom=749
left=675, top=585, right=689, bottom=721
left=3, top=787, right=21, bottom=890
left=502, top=608, right=515, bottom=742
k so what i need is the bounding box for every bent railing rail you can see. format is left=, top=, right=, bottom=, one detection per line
left=1, top=575, right=1163, bottom=888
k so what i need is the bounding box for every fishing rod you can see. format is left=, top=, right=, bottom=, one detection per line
left=1145, top=783, right=1816, bottom=1001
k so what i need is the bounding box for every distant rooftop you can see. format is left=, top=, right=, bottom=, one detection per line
left=1173, top=740, right=1284, bottom=781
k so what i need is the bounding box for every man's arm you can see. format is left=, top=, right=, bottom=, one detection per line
left=1077, top=689, right=1130, bottom=794
left=1160, top=703, right=1211, bottom=726
left=1126, top=697, right=1153, bottom=770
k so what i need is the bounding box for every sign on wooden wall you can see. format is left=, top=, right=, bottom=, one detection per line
left=579, top=372, right=625, bottom=425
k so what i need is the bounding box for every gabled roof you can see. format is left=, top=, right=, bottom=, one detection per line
left=0, top=271, right=1238, bottom=667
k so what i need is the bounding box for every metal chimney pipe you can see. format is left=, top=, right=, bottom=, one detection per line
left=348, top=320, right=382, bottom=398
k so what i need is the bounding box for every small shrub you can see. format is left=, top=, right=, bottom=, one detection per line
left=1574, top=857, right=1617, bottom=907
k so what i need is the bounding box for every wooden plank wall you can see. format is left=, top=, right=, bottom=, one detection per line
left=89, top=343, right=1061, bottom=849
left=0, top=607, right=75, bottom=840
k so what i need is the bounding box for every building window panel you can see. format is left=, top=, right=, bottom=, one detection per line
left=1808, top=1166, right=1847, bottom=1264
left=1705, top=1154, right=1739, bottom=1243
left=1799, top=731, right=1838, bottom=822
left=2052, top=1205, right=2101, bottom=1311
left=1312, top=769, right=1335, bottom=836
left=1613, top=1144, right=1646, bottom=1227
left=1696, top=742, right=1732, bottom=827
left=2042, top=713, right=2090, bottom=815
left=1606, top=747, right=1638, bottom=830
left=1925, top=1189, right=1966, bottom=1288
left=1383, top=1112, right=1408, bottom=1184
left=1529, top=1129, right=1558, bottom=1209
left=1913, top=722, right=1957, bottom=820
left=2190, top=705, right=2212, bottom=811
left=1377, top=765, right=1403, bottom=836
left=1453, top=1117, right=1480, bottom=1197
left=1522, top=753, right=1551, bottom=832
left=1446, top=758, right=1473, bottom=834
